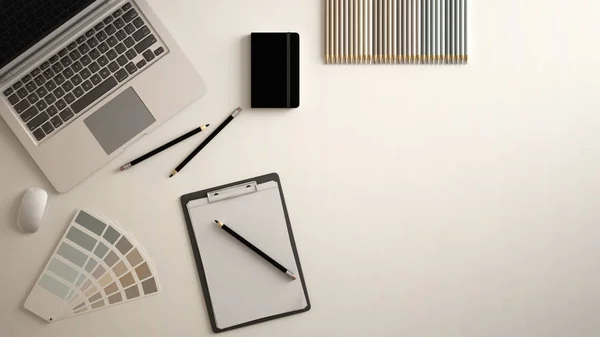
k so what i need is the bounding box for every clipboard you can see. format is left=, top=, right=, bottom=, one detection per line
left=180, top=173, right=311, bottom=333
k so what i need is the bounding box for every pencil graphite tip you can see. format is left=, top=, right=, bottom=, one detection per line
left=215, top=220, right=224, bottom=227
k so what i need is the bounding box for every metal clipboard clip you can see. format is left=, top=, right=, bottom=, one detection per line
left=207, top=181, right=258, bottom=203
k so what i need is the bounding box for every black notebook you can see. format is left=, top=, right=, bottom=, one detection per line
left=251, top=32, right=299, bottom=108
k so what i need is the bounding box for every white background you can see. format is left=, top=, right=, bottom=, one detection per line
left=2, top=1, right=600, bottom=336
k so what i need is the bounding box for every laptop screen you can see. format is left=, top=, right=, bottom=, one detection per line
left=0, top=0, right=98, bottom=70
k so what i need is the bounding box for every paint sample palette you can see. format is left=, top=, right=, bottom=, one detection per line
left=24, top=210, right=160, bottom=322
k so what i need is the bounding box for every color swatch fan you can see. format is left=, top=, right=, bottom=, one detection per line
left=24, top=210, right=160, bottom=322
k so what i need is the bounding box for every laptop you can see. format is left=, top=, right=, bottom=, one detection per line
left=0, top=0, right=206, bottom=192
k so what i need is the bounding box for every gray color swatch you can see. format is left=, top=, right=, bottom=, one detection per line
left=142, top=278, right=158, bottom=295
left=57, top=243, right=88, bottom=267
left=66, top=226, right=97, bottom=252
left=116, top=236, right=133, bottom=255
left=39, top=274, right=70, bottom=299
left=103, top=226, right=121, bottom=244
left=75, top=211, right=106, bottom=236
left=84, top=258, right=98, bottom=273
left=84, top=87, right=156, bottom=155
left=125, top=285, right=140, bottom=299
left=93, top=242, right=109, bottom=259
left=104, top=251, right=119, bottom=267
left=48, top=258, right=79, bottom=283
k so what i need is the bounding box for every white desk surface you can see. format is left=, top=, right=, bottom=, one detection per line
left=2, top=1, right=600, bottom=336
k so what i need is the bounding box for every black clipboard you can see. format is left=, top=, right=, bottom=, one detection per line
left=180, top=173, right=311, bottom=333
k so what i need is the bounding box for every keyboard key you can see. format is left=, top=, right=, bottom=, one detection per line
left=143, top=50, right=155, bottom=62
left=58, top=49, right=68, bottom=57
left=82, top=80, right=93, bottom=91
left=35, top=100, right=47, bottom=111
left=94, top=22, right=105, bottom=32
left=80, top=55, right=92, bottom=67
left=8, top=94, right=19, bottom=105
left=51, top=116, right=63, bottom=128
left=136, top=59, right=146, bottom=68
left=113, top=9, right=123, bottom=18
left=4, top=87, right=14, bottom=97
left=71, top=74, right=83, bottom=86
left=107, top=36, right=118, bottom=48
left=91, top=74, right=102, bottom=85
left=25, top=81, right=37, bottom=93
left=115, top=43, right=126, bottom=54
left=73, top=86, right=85, bottom=98
left=97, top=56, right=109, bottom=67
left=133, top=17, right=144, bottom=28
left=54, top=74, right=66, bottom=85
left=20, top=106, right=39, bottom=122
left=80, top=68, right=92, bottom=79
left=27, top=112, right=49, bottom=131
left=103, top=16, right=114, bottom=25
left=115, top=68, right=128, bottom=82
left=99, top=67, right=111, bottom=79
left=104, top=24, right=117, bottom=36
left=22, top=74, right=32, bottom=83
left=13, top=81, right=23, bottom=90
left=116, top=30, right=128, bottom=41
left=34, top=75, right=46, bottom=86
left=60, top=108, right=74, bottom=121
left=134, top=35, right=157, bottom=53
left=45, top=93, right=56, bottom=105
left=98, top=42, right=109, bottom=54
left=124, top=23, right=135, bottom=35
left=122, top=9, right=138, bottom=23
left=54, top=87, right=66, bottom=98
left=52, top=62, right=63, bottom=73
left=63, top=67, right=75, bottom=79
left=47, top=105, right=59, bottom=117
left=85, top=29, right=95, bottom=38
left=36, top=86, right=48, bottom=98
left=125, top=62, right=137, bottom=75
left=76, top=35, right=86, bottom=44
left=96, top=31, right=108, bottom=42
left=90, top=48, right=101, bottom=60
left=64, top=93, right=76, bottom=104
left=78, top=43, right=90, bottom=54
left=71, top=77, right=118, bottom=114
left=27, top=93, right=39, bottom=104
left=117, top=55, right=128, bottom=66
left=45, top=80, right=56, bottom=91
left=67, top=42, right=77, bottom=51
left=87, top=37, right=99, bottom=48
left=124, top=37, right=135, bottom=48
left=60, top=56, right=72, bottom=67
left=43, top=69, right=55, bottom=80
left=42, top=122, right=54, bottom=135
left=132, top=26, right=150, bottom=42
left=14, top=99, right=30, bottom=113
left=17, top=87, right=29, bottom=99
left=122, top=3, right=132, bottom=11
left=33, top=128, right=45, bottom=141
left=62, top=80, right=74, bottom=92
left=107, top=49, right=118, bottom=61
left=55, top=99, right=67, bottom=111
left=108, top=61, right=119, bottom=73
left=40, top=62, right=50, bottom=70
left=114, top=18, right=125, bottom=29
left=31, top=68, right=41, bottom=77
left=125, top=49, right=137, bottom=60
left=69, top=50, right=81, bottom=61
left=89, top=62, right=100, bottom=73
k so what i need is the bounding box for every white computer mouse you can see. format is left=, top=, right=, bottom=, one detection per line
left=17, top=188, right=48, bottom=233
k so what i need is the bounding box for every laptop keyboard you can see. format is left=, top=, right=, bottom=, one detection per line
left=2, top=2, right=167, bottom=143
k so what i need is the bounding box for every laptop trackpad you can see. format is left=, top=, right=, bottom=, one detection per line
left=84, top=88, right=156, bottom=155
